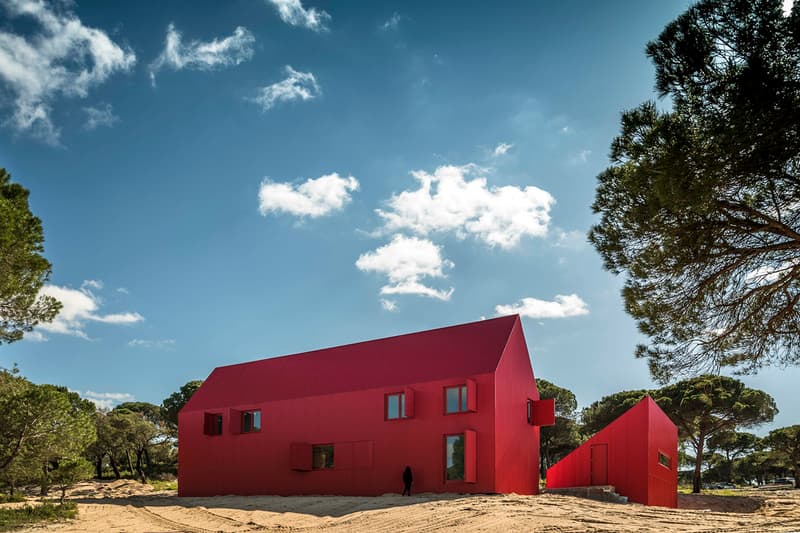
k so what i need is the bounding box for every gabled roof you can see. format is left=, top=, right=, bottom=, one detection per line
left=183, top=315, right=520, bottom=412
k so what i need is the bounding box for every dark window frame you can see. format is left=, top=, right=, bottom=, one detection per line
left=384, top=392, right=407, bottom=420
left=241, top=409, right=261, bottom=433
left=204, top=412, right=223, bottom=436
left=658, top=451, right=671, bottom=469
left=444, top=385, right=469, bottom=415
left=312, top=443, right=335, bottom=470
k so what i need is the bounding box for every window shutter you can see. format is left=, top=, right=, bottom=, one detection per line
left=466, top=378, right=477, bottom=412
left=464, top=429, right=477, bottom=483
left=532, top=398, right=556, bottom=426
left=229, top=408, right=242, bottom=434
left=290, top=443, right=312, bottom=471
left=404, top=387, right=415, bottom=418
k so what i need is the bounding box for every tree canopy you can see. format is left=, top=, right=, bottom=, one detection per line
left=537, top=379, right=582, bottom=479
left=579, top=389, right=651, bottom=436
left=658, top=375, right=777, bottom=492
left=766, top=425, right=800, bottom=488
left=161, top=380, right=203, bottom=430
left=0, top=168, right=60, bottom=345
left=589, top=0, right=800, bottom=380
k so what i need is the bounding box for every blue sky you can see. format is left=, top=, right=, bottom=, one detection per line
left=1, top=0, right=797, bottom=429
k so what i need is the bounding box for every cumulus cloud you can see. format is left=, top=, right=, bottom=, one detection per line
left=36, top=281, right=143, bottom=339
left=149, top=23, right=255, bottom=84
left=258, top=173, right=359, bottom=218
left=83, top=103, right=118, bottom=130
left=81, top=390, right=135, bottom=410
left=492, top=142, right=513, bottom=157
left=250, top=66, right=321, bottom=111
left=128, top=338, right=176, bottom=350
left=376, top=164, right=554, bottom=249
left=569, top=149, right=592, bottom=165
left=553, top=229, right=588, bottom=250
left=495, top=294, right=589, bottom=319
left=356, top=235, right=454, bottom=301
left=266, top=0, right=330, bottom=32
left=0, top=0, right=136, bottom=143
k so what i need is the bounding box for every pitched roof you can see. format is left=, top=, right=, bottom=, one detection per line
left=183, top=315, right=520, bottom=412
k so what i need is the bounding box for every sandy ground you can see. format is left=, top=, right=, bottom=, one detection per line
left=5, top=480, right=800, bottom=532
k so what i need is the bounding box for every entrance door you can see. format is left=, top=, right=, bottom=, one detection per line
left=590, top=444, right=608, bottom=485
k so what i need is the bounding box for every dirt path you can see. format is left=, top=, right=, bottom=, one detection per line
left=9, top=482, right=800, bottom=532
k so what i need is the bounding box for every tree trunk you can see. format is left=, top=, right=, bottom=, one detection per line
left=692, top=437, right=705, bottom=494
left=794, top=464, right=799, bottom=489
left=95, top=456, right=103, bottom=479
left=60, top=487, right=66, bottom=504
left=109, top=455, right=121, bottom=479
left=125, top=450, right=134, bottom=475
left=135, top=449, right=146, bottom=484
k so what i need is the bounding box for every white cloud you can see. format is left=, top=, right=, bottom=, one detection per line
left=81, top=279, right=104, bottom=291
left=24, top=330, right=48, bottom=342
left=784, top=0, right=794, bottom=16
left=495, top=294, right=589, bottom=319
left=149, top=23, right=254, bottom=85
left=553, top=229, right=587, bottom=250
left=356, top=235, right=454, bottom=301
left=116, top=287, right=129, bottom=294
left=259, top=173, right=359, bottom=218
left=380, top=299, right=397, bottom=311
left=81, top=390, right=135, bottom=410
left=492, top=142, right=513, bottom=157
left=376, top=164, right=554, bottom=249
left=569, top=149, right=592, bottom=165
left=744, top=259, right=800, bottom=286
left=250, top=65, right=321, bottom=111
left=83, top=103, right=118, bottom=130
left=266, top=0, right=330, bottom=32
left=0, top=0, right=136, bottom=143
left=380, top=12, right=403, bottom=31
left=37, top=281, right=143, bottom=339
left=127, top=338, right=176, bottom=350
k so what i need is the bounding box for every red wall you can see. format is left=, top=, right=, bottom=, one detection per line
left=493, top=318, right=541, bottom=494
left=179, top=373, right=498, bottom=496
left=545, top=397, right=677, bottom=507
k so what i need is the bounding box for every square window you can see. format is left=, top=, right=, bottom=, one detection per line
left=445, top=385, right=470, bottom=414
left=312, top=444, right=334, bottom=470
left=204, top=413, right=223, bottom=435
left=658, top=451, right=671, bottom=469
left=242, top=410, right=261, bottom=433
left=386, top=393, right=406, bottom=420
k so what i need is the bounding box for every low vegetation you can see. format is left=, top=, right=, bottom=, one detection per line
left=0, top=502, right=77, bottom=532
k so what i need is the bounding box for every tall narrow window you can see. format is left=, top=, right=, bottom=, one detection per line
left=445, top=385, right=469, bottom=414
left=241, top=410, right=261, bottom=433
left=312, top=444, right=334, bottom=470
left=445, top=434, right=465, bottom=481
left=385, top=393, right=406, bottom=420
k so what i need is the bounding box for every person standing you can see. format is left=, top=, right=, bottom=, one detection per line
left=402, top=466, right=413, bottom=496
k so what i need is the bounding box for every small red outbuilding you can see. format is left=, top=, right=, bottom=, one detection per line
left=178, top=315, right=554, bottom=496
left=545, top=396, right=678, bottom=507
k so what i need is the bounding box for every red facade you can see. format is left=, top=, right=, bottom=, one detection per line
left=178, top=315, right=554, bottom=496
left=545, top=396, right=678, bottom=507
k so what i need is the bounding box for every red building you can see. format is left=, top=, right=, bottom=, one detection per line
left=545, top=396, right=678, bottom=507
left=178, top=315, right=554, bottom=496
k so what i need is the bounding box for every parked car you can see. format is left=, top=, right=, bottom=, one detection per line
left=771, top=477, right=795, bottom=485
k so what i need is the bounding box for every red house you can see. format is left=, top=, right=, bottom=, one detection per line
left=545, top=396, right=678, bottom=507
left=178, top=315, right=554, bottom=496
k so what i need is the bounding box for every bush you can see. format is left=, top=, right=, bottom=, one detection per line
left=0, top=502, right=77, bottom=531
left=0, top=493, right=24, bottom=503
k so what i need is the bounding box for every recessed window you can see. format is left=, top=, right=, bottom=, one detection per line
left=385, top=393, right=406, bottom=420
left=204, top=413, right=223, bottom=435
left=658, top=451, right=671, bottom=469
left=241, top=410, right=261, bottom=433
left=445, top=385, right=468, bottom=414
left=445, top=434, right=465, bottom=481
left=312, top=444, right=334, bottom=470
left=527, top=399, right=533, bottom=424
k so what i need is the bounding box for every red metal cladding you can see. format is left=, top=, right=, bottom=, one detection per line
left=531, top=398, right=556, bottom=426
left=545, top=396, right=678, bottom=508
left=179, top=315, right=545, bottom=497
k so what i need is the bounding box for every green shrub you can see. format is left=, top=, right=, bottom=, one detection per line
left=0, top=502, right=77, bottom=531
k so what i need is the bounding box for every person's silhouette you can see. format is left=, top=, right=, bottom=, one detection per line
left=402, top=466, right=413, bottom=496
